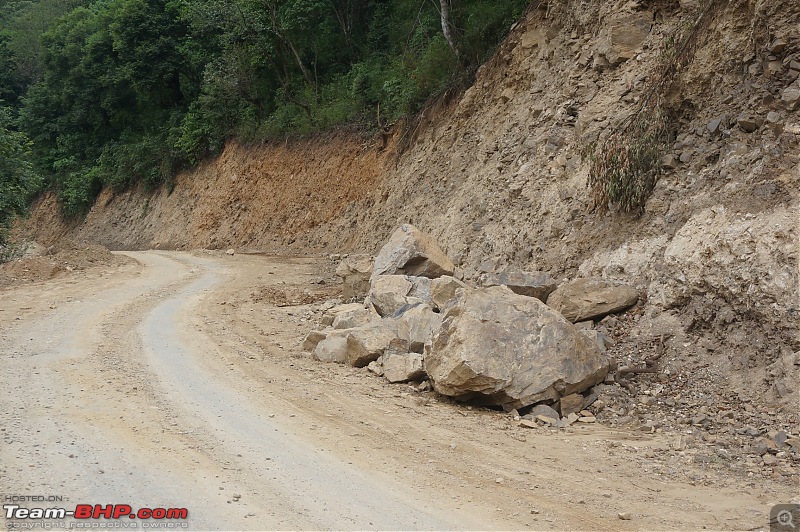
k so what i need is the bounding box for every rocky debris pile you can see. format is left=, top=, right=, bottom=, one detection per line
left=303, top=225, right=645, bottom=414
left=334, top=254, right=373, bottom=299
left=302, top=233, right=800, bottom=481
left=552, top=307, right=800, bottom=482
left=0, top=239, right=123, bottom=286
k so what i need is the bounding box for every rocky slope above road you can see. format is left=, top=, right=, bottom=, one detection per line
left=16, top=0, right=799, bottom=453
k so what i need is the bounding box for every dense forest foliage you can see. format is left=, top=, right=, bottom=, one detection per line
left=0, top=0, right=529, bottom=224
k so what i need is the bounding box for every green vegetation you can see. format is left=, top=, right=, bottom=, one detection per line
left=0, top=103, right=41, bottom=248
left=0, top=0, right=529, bottom=216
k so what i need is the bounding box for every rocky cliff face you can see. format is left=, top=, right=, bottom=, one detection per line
left=21, top=0, right=799, bottom=407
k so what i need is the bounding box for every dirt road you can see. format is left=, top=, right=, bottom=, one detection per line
left=0, top=251, right=793, bottom=530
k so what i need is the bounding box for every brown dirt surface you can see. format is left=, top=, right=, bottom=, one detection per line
left=2, top=251, right=796, bottom=531
left=0, top=239, right=132, bottom=287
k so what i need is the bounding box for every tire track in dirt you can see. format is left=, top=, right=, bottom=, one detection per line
left=136, top=252, right=483, bottom=530
left=0, top=252, right=264, bottom=530
left=1, top=252, right=500, bottom=530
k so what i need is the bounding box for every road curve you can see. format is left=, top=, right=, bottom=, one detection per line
left=1, top=251, right=490, bottom=531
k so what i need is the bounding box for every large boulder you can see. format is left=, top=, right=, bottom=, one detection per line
left=425, top=286, right=610, bottom=410
left=373, top=224, right=455, bottom=278
left=478, top=271, right=557, bottom=302
left=302, top=329, right=328, bottom=352
left=407, top=276, right=433, bottom=304
left=598, top=10, right=652, bottom=66
left=430, top=276, right=466, bottom=310
left=394, top=302, right=443, bottom=353
left=314, top=332, right=350, bottom=364
left=345, top=322, right=400, bottom=367
left=332, top=306, right=379, bottom=329
left=335, top=254, right=373, bottom=299
left=547, top=278, right=638, bottom=323
left=368, top=275, right=414, bottom=317
left=383, top=352, right=426, bottom=383
left=321, top=302, right=365, bottom=327
left=380, top=338, right=426, bottom=383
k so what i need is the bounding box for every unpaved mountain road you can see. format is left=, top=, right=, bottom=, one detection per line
left=0, top=251, right=794, bottom=531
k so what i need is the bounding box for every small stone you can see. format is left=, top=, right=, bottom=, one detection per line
left=226, top=249, right=235, bottom=256
left=578, top=416, right=596, bottom=423
left=519, top=419, right=538, bottom=429
left=536, top=415, right=559, bottom=425
left=639, top=395, right=656, bottom=406
left=592, top=399, right=606, bottom=413
left=707, top=117, right=723, bottom=134
left=752, top=439, right=769, bottom=456
left=763, top=454, right=778, bottom=466
left=743, top=426, right=760, bottom=437
left=691, top=414, right=708, bottom=426
left=618, top=512, right=632, bottom=520
left=367, top=360, right=384, bottom=376
left=559, top=393, right=584, bottom=416
left=495, top=477, right=504, bottom=484
left=530, top=404, right=561, bottom=420
left=784, top=437, right=800, bottom=450
left=767, top=60, right=783, bottom=77
left=782, top=87, right=800, bottom=111
left=768, top=39, right=786, bottom=54
left=661, top=154, right=679, bottom=169
left=737, top=114, right=759, bottom=133
left=769, top=430, right=788, bottom=447
left=766, top=111, right=782, bottom=124
left=679, top=151, right=692, bottom=163
left=530, top=509, right=540, bottom=515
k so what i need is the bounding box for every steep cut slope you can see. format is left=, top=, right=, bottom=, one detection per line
left=21, top=0, right=799, bottom=410
left=24, top=135, right=391, bottom=250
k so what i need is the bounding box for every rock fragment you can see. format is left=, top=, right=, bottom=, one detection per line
left=546, top=278, right=638, bottom=323
left=369, top=275, right=414, bottom=317
left=478, top=270, right=557, bottom=302
left=373, top=224, right=455, bottom=278
left=335, top=254, right=373, bottom=298
left=346, top=323, right=399, bottom=367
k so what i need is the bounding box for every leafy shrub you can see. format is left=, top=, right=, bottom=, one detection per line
left=586, top=107, right=671, bottom=214
left=10, top=0, right=533, bottom=212
left=0, top=104, right=41, bottom=245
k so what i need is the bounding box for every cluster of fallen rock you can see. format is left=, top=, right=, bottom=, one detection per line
left=303, top=225, right=641, bottom=420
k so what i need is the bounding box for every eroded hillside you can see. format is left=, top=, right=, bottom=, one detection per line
left=20, top=0, right=799, bottom=420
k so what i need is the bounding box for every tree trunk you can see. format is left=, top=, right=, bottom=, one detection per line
left=439, top=0, right=459, bottom=57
